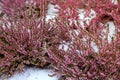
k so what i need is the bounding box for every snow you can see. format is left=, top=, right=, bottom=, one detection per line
left=91, top=41, right=99, bottom=53
left=46, top=3, right=59, bottom=22
left=106, top=21, right=116, bottom=43
left=0, top=67, right=59, bottom=80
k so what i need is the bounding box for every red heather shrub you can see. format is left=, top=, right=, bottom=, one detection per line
left=0, top=0, right=71, bottom=76
left=0, top=0, right=120, bottom=80
left=47, top=0, right=120, bottom=80
left=0, top=0, right=60, bottom=76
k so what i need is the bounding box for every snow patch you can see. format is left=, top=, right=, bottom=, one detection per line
left=0, top=67, right=59, bottom=80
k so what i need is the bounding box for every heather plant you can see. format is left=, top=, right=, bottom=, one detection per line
left=0, top=0, right=120, bottom=80
left=0, top=0, right=66, bottom=76
left=47, top=0, right=120, bottom=80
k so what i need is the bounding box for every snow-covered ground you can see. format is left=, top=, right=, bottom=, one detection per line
left=0, top=67, right=59, bottom=80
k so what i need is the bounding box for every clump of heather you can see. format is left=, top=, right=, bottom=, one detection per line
left=47, top=0, right=120, bottom=80
left=0, top=0, right=120, bottom=80
left=0, top=0, right=65, bottom=76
